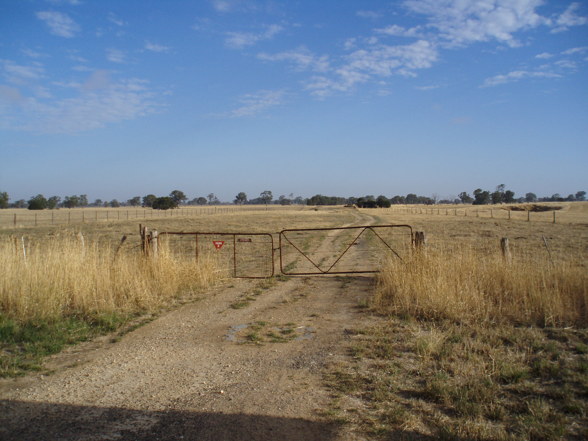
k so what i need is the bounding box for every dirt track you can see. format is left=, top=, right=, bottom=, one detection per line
left=0, top=219, right=377, bottom=440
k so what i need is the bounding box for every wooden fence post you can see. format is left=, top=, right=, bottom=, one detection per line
left=500, top=238, right=512, bottom=264
left=527, top=211, right=531, bottom=222
left=553, top=211, right=556, bottom=224
left=21, top=236, right=27, bottom=263
left=113, top=235, right=127, bottom=261
left=150, top=230, right=159, bottom=259
left=78, top=232, right=85, bottom=256
left=414, top=231, right=427, bottom=251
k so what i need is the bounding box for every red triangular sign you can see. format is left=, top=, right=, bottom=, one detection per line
left=212, top=240, right=225, bottom=250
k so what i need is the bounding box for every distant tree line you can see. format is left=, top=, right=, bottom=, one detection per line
left=0, top=187, right=585, bottom=211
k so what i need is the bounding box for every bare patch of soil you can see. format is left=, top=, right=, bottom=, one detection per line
left=0, top=273, right=375, bottom=441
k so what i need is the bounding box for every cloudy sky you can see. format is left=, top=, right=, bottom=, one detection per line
left=1, top=0, right=587, bottom=203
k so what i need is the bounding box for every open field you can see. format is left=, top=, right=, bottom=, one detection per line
left=1, top=203, right=587, bottom=440
left=327, top=203, right=588, bottom=440
left=0, top=205, right=302, bottom=229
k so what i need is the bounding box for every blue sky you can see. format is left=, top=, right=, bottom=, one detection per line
left=1, top=0, right=587, bottom=203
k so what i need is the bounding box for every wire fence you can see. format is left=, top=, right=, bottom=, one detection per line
left=0, top=205, right=302, bottom=229
left=380, top=206, right=561, bottom=223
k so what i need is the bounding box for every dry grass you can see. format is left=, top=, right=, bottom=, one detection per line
left=326, top=205, right=588, bottom=440
left=0, top=235, right=219, bottom=322
left=374, top=249, right=588, bottom=327
left=0, top=206, right=360, bottom=322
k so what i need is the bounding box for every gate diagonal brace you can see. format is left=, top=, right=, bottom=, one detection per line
left=279, top=224, right=413, bottom=276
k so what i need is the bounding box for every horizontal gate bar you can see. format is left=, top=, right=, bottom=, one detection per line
left=279, top=224, right=413, bottom=276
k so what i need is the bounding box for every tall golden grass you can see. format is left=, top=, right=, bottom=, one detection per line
left=0, top=236, right=220, bottom=322
left=374, top=249, right=588, bottom=327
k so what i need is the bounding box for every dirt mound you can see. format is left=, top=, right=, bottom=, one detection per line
left=507, top=204, right=562, bottom=212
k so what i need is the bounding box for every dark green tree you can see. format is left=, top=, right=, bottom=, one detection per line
left=79, top=194, right=89, bottom=207
left=28, top=194, right=48, bottom=210
left=576, top=191, right=586, bottom=201
left=504, top=190, right=515, bottom=203
left=142, top=194, right=157, bottom=207
left=260, top=190, right=273, bottom=205
left=152, top=197, right=178, bottom=210
left=128, top=196, right=141, bottom=207
left=491, top=184, right=505, bottom=204
left=473, top=189, right=491, bottom=205
left=405, top=194, right=418, bottom=204
left=0, top=191, right=8, bottom=209
left=13, top=199, right=26, bottom=208
left=63, top=195, right=80, bottom=208
left=196, top=197, right=207, bottom=205
left=278, top=195, right=291, bottom=205
left=170, top=190, right=187, bottom=205
left=47, top=196, right=61, bottom=209
left=525, top=192, right=537, bottom=203
left=110, top=199, right=120, bottom=208
left=376, top=195, right=391, bottom=208
left=234, top=192, right=247, bottom=204
left=459, top=192, right=473, bottom=204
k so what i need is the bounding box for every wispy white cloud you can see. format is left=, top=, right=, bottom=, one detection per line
left=82, top=70, right=111, bottom=91
left=552, top=2, right=588, bottom=33
left=376, top=24, right=424, bottom=38
left=451, top=116, right=472, bottom=125
left=415, top=84, right=440, bottom=91
left=482, top=70, right=561, bottom=87
left=211, top=0, right=233, bottom=13
left=45, top=0, right=81, bottom=5
left=107, top=12, right=126, bottom=27
left=346, top=40, right=438, bottom=77
left=554, top=59, right=577, bottom=70
left=1, top=60, right=45, bottom=85
left=227, top=90, right=285, bottom=117
left=22, top=49, right=46, bottom=59
left=210, top=0, right=255, bottom=13
left=308, top=40, right=437, bottom=96
left=225, top=24, right=283, bottom=49
left=357, top=10, right=382, bottom=20
left=536, top=52, right=554, bottom=59
left=257, top=47, right=330, bottom=72
left=36, top=11, right=80, bottom=38
left=192, top=17, right=212, bottom=32
left=145, top=42, right=170, bottom=53
left=0, top=85, right=25, bottom=104
left=106, top=48, right=126, bottom=63
left=562, top=46, right=588, bottom=55
left=0, top=71, right=158, bottom=134
left=402, top=0, right=548, bottom=47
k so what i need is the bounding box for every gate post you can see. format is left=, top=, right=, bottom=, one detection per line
left=500, top=237, right=511, bottom=264
left=150, top=230, right=159, bottom=259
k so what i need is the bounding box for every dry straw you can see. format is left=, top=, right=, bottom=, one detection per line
left=0, top=235, right=220, bottom=321
left=374, top=248, right=588, bottom=327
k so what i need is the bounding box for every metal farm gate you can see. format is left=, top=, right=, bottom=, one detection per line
left=145, top=225, right=413, bottom=278
left=157, top=232, right=274, bottom=279
left=279, top=225, right=413, bottom=275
